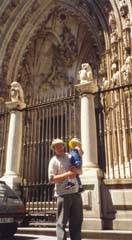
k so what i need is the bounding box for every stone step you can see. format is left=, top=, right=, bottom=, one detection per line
left=17, top=227, right=132, bottom=240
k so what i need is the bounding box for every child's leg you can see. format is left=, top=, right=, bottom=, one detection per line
left=76, top=175, right=82, bottom=185
left=76, top=175, right=84, bottom=192
left=65, top=178, right=75, bottom=189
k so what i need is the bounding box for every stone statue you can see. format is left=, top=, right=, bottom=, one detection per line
left=119, top=1, right=128, bottom=18
left=110, top=31, right=118, bottom=44
left=111, top=63, right=119, bottom=86
left=125, top=56, right=132, bottom=81
left=10, top=81, right=24, bottom=103
left=121, top=56, right=132, bottom=83
left=121, top=64, right=127, bottom=83
left=79, top=63, right=93, bottom=84
left=102, top=77, right=109, bottom=89
left=109, top=11, right=116, bottom=32
left=123, top=18, right=131, bottom=52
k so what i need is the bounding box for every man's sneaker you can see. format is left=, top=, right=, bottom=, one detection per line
left=79, top=186, right=84, bottom=193
left=65, top=182, right=75, bottom=190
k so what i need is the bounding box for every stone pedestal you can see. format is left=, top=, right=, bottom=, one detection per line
left=75, top=82, right=103, bottom=229
left=1, top=100, right=26, bottom=194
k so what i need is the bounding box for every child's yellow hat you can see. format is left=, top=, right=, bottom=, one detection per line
left=69, top=137, right=81, bottom=149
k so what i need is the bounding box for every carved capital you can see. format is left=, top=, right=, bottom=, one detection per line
left=5, top=100, right=26, bottom=110
left=75, top=82, right=98, bottom=94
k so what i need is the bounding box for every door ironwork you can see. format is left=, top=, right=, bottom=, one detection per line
left=20, top=88, right=80, bottom=223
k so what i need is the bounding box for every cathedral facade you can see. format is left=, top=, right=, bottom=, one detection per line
left=0, top=0, right=132, bottom=230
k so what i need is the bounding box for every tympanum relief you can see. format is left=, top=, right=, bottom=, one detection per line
left=12, top=5, right=102, bottom=99
left=19, top=10, right=78, bottom=98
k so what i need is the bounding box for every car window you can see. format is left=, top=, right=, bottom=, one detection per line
left=0, top=181, right=18, bottom=200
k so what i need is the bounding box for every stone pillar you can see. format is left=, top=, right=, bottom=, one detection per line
left=81, top=93, right=98, bottom=168
left=75, top=82, right=103, bottom=230
left=1, top=82, right=26, bottom=193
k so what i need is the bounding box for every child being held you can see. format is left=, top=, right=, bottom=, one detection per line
left=65, top=137, right=84, bottom=192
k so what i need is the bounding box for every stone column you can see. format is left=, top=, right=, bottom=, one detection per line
left=81, top=94, right=98, bottom=168
left=75, top=82, right=103, bottom=230
left=1, top=82, right=26, bottom=193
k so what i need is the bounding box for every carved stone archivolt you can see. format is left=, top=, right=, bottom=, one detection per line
left=0, top=0, right=131, bottom=99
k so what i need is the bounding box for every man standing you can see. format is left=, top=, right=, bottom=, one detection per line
left=48, top=138, right=83, bottom=240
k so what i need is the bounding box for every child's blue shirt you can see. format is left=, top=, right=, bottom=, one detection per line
left=70, top=149, right=82, bottom=167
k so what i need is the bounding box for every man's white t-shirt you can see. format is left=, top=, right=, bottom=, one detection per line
left=48, top=153, right=79, bottom=196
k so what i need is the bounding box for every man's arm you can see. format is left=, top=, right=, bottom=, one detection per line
left=50, top=168, right=78, bottom=184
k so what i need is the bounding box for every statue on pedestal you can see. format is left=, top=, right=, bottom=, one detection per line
left=111, top=63, right=120, bottom=86
left=6, top=81, right=26, bottom=110
left=121, top=56, right=132, bottom=84
left=10, top=81, right=24, bottom=103
left=79, top=63, right=93, bottom=84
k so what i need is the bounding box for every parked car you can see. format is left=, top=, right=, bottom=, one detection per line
left=0, top=180, right=26, bottom=237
